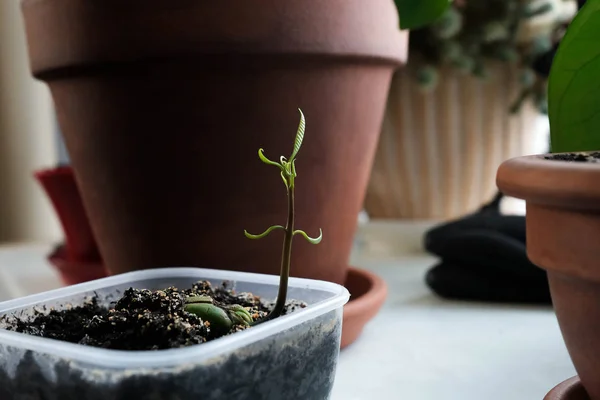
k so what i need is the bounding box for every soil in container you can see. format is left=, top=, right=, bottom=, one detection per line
left=544, top=152, right=600, bottom=162
left=0, top=280, right=306, bottom=350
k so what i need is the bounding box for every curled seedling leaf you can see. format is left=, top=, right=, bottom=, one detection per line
left=258, top=148, right=283, bottom=170
left=244, top=225, right=285, bottom=240
left=293, top=229, right=323, bottom=245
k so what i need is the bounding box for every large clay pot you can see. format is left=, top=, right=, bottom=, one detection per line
left=497, top=153, right=600, bottom=400
left=20, top=0, right=407, bottom=284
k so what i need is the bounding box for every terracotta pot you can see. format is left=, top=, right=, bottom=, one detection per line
left=21, top=0, right=407, bottom=284
left=497, top=153, right=600, bottom=400
left=545, top=376, right=590, bottom=400
left=365, top=63, right=540, bottom=220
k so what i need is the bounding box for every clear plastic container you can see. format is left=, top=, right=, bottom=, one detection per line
left=0, top=267, right=350, bottom=400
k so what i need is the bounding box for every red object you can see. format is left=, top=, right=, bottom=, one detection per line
left=48, top=245, right=107, bottom=286
left=34, top=166, right=100, bottom=262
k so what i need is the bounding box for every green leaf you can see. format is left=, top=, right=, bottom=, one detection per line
left=293, top=228, right=323, bottom=245
left=395, top=0, right=451, bottom=30
left=244, top=225, right=285, bottom=240
left=289, top=108, right=306, bottom=162
left=549, top=1, right=600, bottom=153
left=258, top=148, right=283, bottom=170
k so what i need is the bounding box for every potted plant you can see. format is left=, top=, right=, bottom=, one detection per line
left=497, top=0, right=600, bottom=398
left=365, top=0, right=578, bottom=220
left=0, top=111, right=351, bottom=399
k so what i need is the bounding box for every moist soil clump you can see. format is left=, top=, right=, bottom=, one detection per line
left=545, top=152, right=600, bottom=162
left=0, top=280, right=306, bottom=350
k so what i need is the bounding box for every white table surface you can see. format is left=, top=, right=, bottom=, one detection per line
left=0, top=225, right=577, bottom=400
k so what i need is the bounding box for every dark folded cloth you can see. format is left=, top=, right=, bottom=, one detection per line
left=423, top=192, right=551, bottom=304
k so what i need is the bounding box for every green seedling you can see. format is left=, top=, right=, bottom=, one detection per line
left=185, top=109, right=322, bottom=331
left=182, top=0, right=452, bottom=331
left=548, top=0, right=600, bottom=152
left=244, top=108, right=322, bottom=323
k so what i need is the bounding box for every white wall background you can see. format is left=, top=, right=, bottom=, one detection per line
left=0, top=0, right=61, bottom=244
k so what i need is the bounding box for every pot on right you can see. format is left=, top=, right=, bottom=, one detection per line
left=497, top=152, right=600, bottom=400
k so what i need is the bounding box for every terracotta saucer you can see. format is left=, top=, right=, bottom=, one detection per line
left=47, top=246, right=107, bottom=286
left=545, top=376, right=590, bottom=400
left=341, top=266, right=388, bottom=349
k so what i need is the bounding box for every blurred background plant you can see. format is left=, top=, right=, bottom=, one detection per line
left=364, top=0, right=577, bottom=222
left=408, top=0, right=576, bottom=114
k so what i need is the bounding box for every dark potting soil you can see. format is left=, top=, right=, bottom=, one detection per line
left=544, top=152, right=600, bottom=162
left=0, top=280, right=306, bottom=351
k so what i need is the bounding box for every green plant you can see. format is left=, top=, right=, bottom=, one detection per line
left=548, top=0, right=600, bottom=152
left=184, top=109, right=322, bottom=330
left=405, top=0, right=574, bottom=114
left=244, top=109, right=323, bottom=322
left=395, top=0, right=451, bottom=30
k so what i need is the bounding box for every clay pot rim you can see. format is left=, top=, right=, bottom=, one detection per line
left=497, top=152, right=600, bottom=211
left=341, top=266, right=387, bottom=349
left=21, top=0, right=408, bottom=78
left=545, top=376, right=590, bottom=400
left=344, top=267, right=387, bottom=314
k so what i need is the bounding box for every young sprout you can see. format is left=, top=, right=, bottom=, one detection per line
left=244, top=108, right=323, bottom=322
left=184, top=108, right=321, bottom=332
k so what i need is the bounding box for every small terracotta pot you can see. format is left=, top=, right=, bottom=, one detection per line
left=497, top=153, right=600, bottom=400
left=545, top=376, right=590, bottom=400
left=21, top=0, right=407, bottom=286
